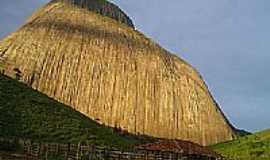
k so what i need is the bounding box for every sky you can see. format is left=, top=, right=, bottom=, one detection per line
left=0, top=0, right=269, bottom=132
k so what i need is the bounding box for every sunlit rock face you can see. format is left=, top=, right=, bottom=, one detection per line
left=0, top=0, right=236, bottom=145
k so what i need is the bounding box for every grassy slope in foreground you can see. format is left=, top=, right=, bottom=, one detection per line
left=211, top=129, right=270, bottom=160
left=0, top=74, right=145, bottom=149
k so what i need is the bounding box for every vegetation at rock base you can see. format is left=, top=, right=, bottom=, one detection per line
left=211, top=129, right=270, bottom=160
left=0, top=74, right=148, bottom=150
left=234, top=129, right=251, bottom=137
left=0, top=73, right=225, bottom=160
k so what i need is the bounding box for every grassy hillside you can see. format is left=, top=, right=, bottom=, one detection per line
left=212, top=129, right=270, bottom=160
left=0, top=74, right=147, bottom=150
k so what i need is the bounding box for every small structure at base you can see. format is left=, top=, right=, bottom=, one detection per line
left=136, top=139, right=223, bottom=159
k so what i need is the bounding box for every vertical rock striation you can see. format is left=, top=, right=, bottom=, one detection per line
left=0, top=0, right=236, bottom=145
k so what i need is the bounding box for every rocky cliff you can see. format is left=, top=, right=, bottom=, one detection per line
left=0, top=0, right=236, bottom=145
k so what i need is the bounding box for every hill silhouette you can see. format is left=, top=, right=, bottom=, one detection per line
left=0, top=74, right=144, bottom=149
left=212, top=129, right=270, bottom=160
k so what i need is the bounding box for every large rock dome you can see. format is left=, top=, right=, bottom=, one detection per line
left=0, top=0, right=236, bottom=145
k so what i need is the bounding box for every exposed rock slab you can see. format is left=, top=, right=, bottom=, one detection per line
left=0, top=0, right=236, bottom=145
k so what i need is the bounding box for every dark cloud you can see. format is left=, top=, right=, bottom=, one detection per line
left=1, top=0, right=269, bottom=132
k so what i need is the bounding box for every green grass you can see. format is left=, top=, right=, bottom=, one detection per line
left=0, top=74, right=147, bottom=150
left=211, top=129, right=270, bottom=160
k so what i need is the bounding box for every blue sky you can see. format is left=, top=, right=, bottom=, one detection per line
left=0, top=0, right=269, bottom=132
